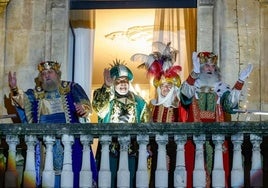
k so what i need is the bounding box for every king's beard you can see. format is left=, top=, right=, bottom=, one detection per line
left=198, top=72, right=220, bottom=88
left=42, top=78, right=60, bottom=92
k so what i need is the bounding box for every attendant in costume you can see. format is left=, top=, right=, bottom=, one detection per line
left=180, top=51, right=253, bottom=187
left=8, top=61, right=98, bottom=188
left=92, top=59, right=150, bottom=188
left=131, top=41, right=188, bottom=187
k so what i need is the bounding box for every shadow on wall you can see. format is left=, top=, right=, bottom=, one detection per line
left=4, top=94, right=21, bottom=123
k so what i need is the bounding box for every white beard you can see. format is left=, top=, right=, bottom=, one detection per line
left=42, top=79, right=60, bottom=92
left=198, top=72, right=220, bottom=88
left=151, top=86, right=178, bottom=108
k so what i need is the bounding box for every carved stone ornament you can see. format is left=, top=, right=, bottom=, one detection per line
left=0, top=0, right=9, bottom=14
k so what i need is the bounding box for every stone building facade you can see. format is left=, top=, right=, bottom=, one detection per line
left=0, top=0, right=268, bottom=122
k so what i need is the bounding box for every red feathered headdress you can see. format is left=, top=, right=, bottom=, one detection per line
left=131, top=42, right=182, bottom=87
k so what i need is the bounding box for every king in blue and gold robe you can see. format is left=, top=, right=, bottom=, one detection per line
left=11, top=80, right=97, bottom=188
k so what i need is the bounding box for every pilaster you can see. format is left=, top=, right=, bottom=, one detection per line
left=0, top=0, right=9, bottom=123
left=197, top=0, right=214, bottom=51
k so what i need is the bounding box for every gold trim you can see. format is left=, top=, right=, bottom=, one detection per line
left=0, top=0, right=10, bottom=14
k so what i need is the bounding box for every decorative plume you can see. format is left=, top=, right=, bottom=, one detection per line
left=130, top=41, right=179, bottom=77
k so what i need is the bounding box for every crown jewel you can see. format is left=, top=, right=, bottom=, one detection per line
left=198, top=52, right=218, bottom=64
left=38, top=61, right=61, bottom=72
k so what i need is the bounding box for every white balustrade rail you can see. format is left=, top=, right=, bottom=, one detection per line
left=0, top=122, right=266, bottom=187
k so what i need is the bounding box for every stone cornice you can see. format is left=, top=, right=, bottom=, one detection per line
left=0, top=0, right=9, bottom=14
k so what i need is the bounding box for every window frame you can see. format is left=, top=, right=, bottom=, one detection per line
left=70, top=0, right=197, bottom=9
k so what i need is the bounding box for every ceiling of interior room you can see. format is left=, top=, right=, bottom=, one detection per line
left=92, top=9, right=155, bottom=86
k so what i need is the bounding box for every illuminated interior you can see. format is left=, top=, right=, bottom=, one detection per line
left=70, top=8, right=197, bottom=123
left=90, top=9, right=156, bottom=122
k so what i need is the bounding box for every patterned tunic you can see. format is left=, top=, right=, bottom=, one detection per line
left=92, top=85, right=149, bottom=123
left=11, top=80, right=96, bottom=188
left=180, top=74, right=244, bottom=188
left=92, top=84, right=149, bottom=188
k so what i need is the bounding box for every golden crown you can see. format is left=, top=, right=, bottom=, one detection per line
left=153, top=74, right=181, bottom=88
left=198, top=52, right=218, bottom=64
left=38, top=61, right=61, bottom=72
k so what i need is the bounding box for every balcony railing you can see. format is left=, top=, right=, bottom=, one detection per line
left=0, top=122, right=267, bottom=187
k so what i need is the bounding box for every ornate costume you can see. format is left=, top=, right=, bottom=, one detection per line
left=10, top=61, right=97, bottom=188
left=92, top=61, right=149, bottom=188
left=93, top=85, right=148, bottom=123
left=180, top=75, right=241, bottom=188
left=180, top=52, right=253, bottom=188
left=131, top=42, right=187, bottom=187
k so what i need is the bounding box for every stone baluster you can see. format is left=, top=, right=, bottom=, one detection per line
left=212, top=134, right=225, bottom=188
left=98, top=135, right=111, bottom=188
left=23, top=135, right=37, bottom=188
left=136, top=135, right=149, bottom=188
left=117, top=135, right=130, bottom=188
left=5, top=135, right=19, bottom=187
left=250, top=134, right=263, bottom=187
left=231, top=134, right=244, bottom=187
left=16, top=147, right=24, bottom=187
left=42, top=136, right=56, bottom=188
left=79, top=135, right=93, bottom=188
left=174, top=134, right=187, bottom=188
left=155, top=134, right=168, bottom=188
left=61, top=134, right=74, bottom=188
left=193, top=134, right=206, bottom=187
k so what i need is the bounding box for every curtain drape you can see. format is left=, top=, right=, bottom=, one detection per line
left=73, top=28, right=94, bottom=98
left=69, top=10, right=96, bottom=99
left=153, top=8, right=197, bottom=80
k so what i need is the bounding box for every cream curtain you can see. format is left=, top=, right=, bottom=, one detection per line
left=153, top=8, right=197, bottom=80
left=69, top=10, right=96, bottom=98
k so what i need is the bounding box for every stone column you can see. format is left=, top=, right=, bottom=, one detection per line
left=42, top=136, right=56, bottom=188
left=231, top=134, right=244, bottom=187
left=79, top=135, right=93, bottom=188
left=213, top=0, right=223, bottom=55
left=212, top=135, right=225, bottom=187
left=48, top=0, right=70, bottom=78
left=155, top=134, right=168, bottom=187
left=193, top=134, right=206, bottom=187
left=23, top=135, right=37, bottom=188
left=117, top=135, right=130, bottom=188
left=61, top=134, right=74, bottom=188
left=0, top=0, right=9, bottom=123
left=16, top=147, right=24, bottom=188
left=5, top=135, right=19, bottom=187
left=136, top=135, right=149, bottom=188
left=174, top=135, right=187, bottom=188
left=250, top=134, right=263, bottom=187
left=197, top=0, right=214, bottom=51
left=98, top=135, right=111, bottom=188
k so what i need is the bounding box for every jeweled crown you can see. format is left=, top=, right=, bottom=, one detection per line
left=38, top=61, right=61, bottom=72
left=198, top=52, right=218, bottom=64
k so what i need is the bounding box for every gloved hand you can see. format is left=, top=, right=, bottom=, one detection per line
left=192, top=52, right=200, bottom=74
left=239, top=64, right=253, bottom=82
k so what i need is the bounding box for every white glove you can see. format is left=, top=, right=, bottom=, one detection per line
left=192, top=52, right=200, bottom=73
left=239, top=64, right=253, bottom=82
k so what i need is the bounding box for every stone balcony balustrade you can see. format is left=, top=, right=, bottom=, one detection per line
left=0, top=122, right=266, bottom=187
